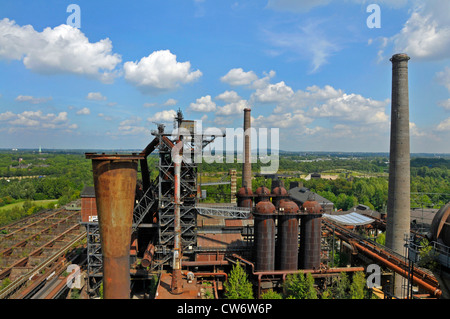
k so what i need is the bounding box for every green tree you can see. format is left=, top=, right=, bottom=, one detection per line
left=224, top=261, right=254, bottom=299
left=260, top=289, right=282, bottom=299
left=334, top=272, right=350, bottom=299
left=283, top=272, right=317, bottom=299
left=349, top=271, right=366, bottom=299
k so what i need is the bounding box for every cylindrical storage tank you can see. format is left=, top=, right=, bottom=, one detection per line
left=86, top=153, right=142, bottom=299
left=299, top=200, right=323, bottom=270
left=276, top=200, right=299, bottom=270
left=237, top=186, right=253, bottom=209
left=430, top=202, right=450, bottom=247
left=272, top=186, right=288, bottom=208
left=254, top=201, right=276, bottom=272
left=255, top=186, right=270, bottom=204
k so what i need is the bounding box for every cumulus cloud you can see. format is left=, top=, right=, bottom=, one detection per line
left=438, top=99, right=450, bottom=111
left=147, top=109, right=177, bottom=123
left=0, top=110, right=77, bottom=131
left=189, top=95, right=217, bottom=112
left=76, top=107, right=91, bottom=115
left=310, top=93, right=389, bottom=124
left=124, top=50, right=202, bottom=94
left=86, top=92, right=107, bottom=101
left=221, top=68, right=258, bottom=86
left=377, top=0, right=450, bottom=61
left=215, top=90, right=242, bottom=103
left=436, top=67, right=450, bottom=92
left=163, top=98, right=178, bottom=106
left=216, top=100, right=249, bottom=116
left=251, top=81, right=294, bottom=104
left=0, top=19, right=121, bottom=83
left=437, top=117, right=450, bottom=131
left=15, top=95, right=52, bottom=104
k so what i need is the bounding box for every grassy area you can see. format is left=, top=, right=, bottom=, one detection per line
left=0, top=199, right=58, bottom=212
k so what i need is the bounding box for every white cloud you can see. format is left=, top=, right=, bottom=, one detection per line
left=216, top=100, right=248, bottom=116
left=377, top=0, right=450, bottom=61
left=124, top=50, right=202, bottom=94
left=15, top=95, right=52, bottom=104
left=86, top=92, right=107, bottom=101
left=76, top=107, right=90, bottom=115
left=143, top=102, right=157, bottom=108
left=221, top=68, right=258, bottom=86
left=189, top=95, right=217, bottom=112
left=215, top=90, right=242, bottom=103
left=436, top=67, right=450, bottom=92
left=0, top=110, right=77, bottom=131
left=410, top=122, right=426, bottom=137
left=0, top=19, right=121, bottom=83
left=252, top=112, right=313, bottom=129
left=438, top=99, right=450, bottom=111
left=147, top=109, right=177, bottom=123
left=310, top=93, right=389, bottom=125
left=437, top=117, right=450, bottom=131
left=163, top=98, right=178, bottom=106
left=251, top=81, right=294, bottom=104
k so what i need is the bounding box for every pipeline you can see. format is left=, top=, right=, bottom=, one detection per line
left=352, top=240, right=442, bottom=298
left=324, top=220, right=442, bottom=298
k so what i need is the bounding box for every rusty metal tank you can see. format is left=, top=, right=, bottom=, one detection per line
left=430, top=202, right=450, bottom=247
left=272, top=186, right=288, bottom=208
left=299, top=199, right=323, bottom=270
left=276, top=200, right=299, bottom=270
left=254, top=201, right=276, bottom=272
left=86, top=153, right=143, bottom=299
left=237, top=186, right=253, bottom=209
left=255, top=186, right=270, bottom=204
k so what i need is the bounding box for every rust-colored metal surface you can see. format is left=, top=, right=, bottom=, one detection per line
left=299, top=200, right=323, bottom=270
left=87, top=153, right=142, bottom=299
left=272, top=186, right=288, bottom=208
left=255, top=186, right=270, bottom=204
left=430, top=202, right=450, bottom=246
left=237, top=186, right=253, bottom=209
left=277, top=201, right=299, bottom=270
left=141, top=243, right=155, bottom=268
left=254, top=201, right=276, bottom=272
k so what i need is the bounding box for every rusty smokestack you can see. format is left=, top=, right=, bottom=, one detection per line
left=242, top=108, right=252, bottom=190
left=86, top=153, right=142, bottom=299
left=385, top=53, right=411, bottom=298
left=171, top=139, right=183, bottom=294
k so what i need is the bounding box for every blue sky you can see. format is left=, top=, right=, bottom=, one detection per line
left=0, top=0, right=449, bottom=152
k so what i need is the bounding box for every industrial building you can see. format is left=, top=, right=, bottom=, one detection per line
left=78, top=54, right=450, bottom=300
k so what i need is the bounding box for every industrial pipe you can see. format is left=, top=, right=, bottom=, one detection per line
left=86, top=153, right=143, bottom=299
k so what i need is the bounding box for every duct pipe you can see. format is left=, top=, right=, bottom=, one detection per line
left=242, top=108, right=252, bottom=190
left=86, top=153, right=143, bottom=299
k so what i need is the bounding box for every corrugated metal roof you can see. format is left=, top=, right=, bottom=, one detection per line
left=323, top=212, right=374, bottom=226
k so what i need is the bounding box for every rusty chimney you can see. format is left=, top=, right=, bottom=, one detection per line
left=242, top=108, right=252, bottom=190
left=86, top=153, right=143, bottom=299
left=385, top=53, right=411, bottom=297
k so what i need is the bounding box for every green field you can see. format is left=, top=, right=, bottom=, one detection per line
left=0, top=199, right=58, bottom=212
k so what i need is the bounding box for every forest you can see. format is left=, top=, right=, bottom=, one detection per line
left=0, top=150, right=449, bottom=226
